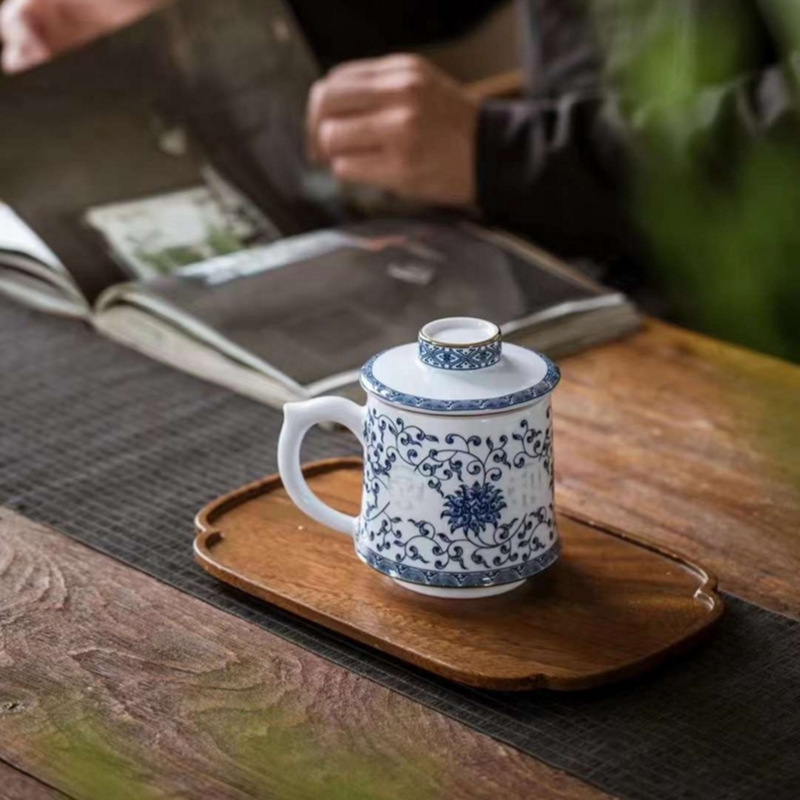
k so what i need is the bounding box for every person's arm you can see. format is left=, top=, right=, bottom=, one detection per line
left=475, top=43, right=800, bottom=255
left=475, top=0, right=800, bottom=257
left=306, top=52, right=636, bottom=259
left=0, top=0, right=171, bottom=73
left=476, top=93, right=632, bottom=260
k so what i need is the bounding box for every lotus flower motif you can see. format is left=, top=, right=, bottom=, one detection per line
left=441, top=481, right=507, bottom=535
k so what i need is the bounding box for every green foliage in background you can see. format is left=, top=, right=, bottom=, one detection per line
left=602, top=0, right=800, bottom=361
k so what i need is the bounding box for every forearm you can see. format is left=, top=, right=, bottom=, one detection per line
left=1, top=0, right=173, bottom=73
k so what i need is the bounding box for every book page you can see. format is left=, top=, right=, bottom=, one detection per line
left=0, top=205, right=90, bottom=316
left=163, top=0, right=340, bottom=233
left=107, top=219, right=611, bottom=389
left=0, top=0, right=323, bottom=302
left=83, top=183, right=275, bottom=281
left=0, top=203, right=64, bottom=271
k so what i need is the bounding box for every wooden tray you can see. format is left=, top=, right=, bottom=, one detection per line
left=195, top=458, right=724, bottom=691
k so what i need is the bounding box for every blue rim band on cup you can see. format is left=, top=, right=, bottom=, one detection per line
left=418, top=338, right=502, bottom=370
left=417, top=317, right=503, bottom=371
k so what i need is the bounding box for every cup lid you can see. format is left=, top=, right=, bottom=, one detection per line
left=359, top=317, right=560, bottom=415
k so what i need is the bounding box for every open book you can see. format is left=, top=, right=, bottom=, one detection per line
left=0, top=0, right=640, bottom=407
left=0, top=206, right=640, bottom=406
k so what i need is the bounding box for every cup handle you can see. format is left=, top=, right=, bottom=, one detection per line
left=277, top=397, right=366, bottom=537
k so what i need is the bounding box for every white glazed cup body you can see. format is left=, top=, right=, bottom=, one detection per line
left=278, top=393, right=560, bottom=593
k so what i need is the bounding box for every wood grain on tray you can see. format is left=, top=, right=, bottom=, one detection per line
left=195, top=458, right=723, bottom=691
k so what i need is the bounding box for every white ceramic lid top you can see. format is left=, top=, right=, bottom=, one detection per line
left=360, top=317, right=560, bottom=414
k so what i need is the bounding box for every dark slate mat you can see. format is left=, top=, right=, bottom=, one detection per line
left=2, top=297, right=799, bottom=800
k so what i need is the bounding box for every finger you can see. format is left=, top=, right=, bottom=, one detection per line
left=317, top=113, right=392, bottom=159
left=306, top=79, right=332, bottom=162
left=330, top=153, right=401, bottom=192
left=308, top=78, right=376, bottom=135
left=1, top=0, right=172, bottom=73
left=0, top=1, right=51, bottom=73
left=0, top=0, right=28, bottom=32
left=307, top=74, right=416, bottom=161
left=313, top=71, right=423, bottom=120
left=326, top=53, right=429, bottom=80
left=311, top=67, right=429, bottom=121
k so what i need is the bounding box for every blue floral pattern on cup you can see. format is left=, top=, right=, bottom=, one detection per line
left=441, top=482, right=507, bottom=534
left=357, top=406, right=557, bottom=588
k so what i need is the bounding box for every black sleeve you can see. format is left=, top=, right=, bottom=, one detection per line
left=476, top=57, right=800, bottom=261
left=476, top=93, right=633, bottom=262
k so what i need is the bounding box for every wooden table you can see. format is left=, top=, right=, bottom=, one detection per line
left=1, top=319, right=798, bottom=799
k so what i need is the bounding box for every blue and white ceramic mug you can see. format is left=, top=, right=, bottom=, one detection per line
left=278, top=317, right=561, bottom=598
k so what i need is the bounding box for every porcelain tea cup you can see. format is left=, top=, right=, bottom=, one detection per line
left=278, top=317, right=561, bottom=598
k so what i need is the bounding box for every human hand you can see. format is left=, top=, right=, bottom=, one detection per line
left=307, top=54, right=479, bottom=207
left=0, top=0, right=171, bottom=73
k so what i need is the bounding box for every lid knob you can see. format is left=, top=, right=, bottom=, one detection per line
left=418, top=317, right=502, bottom=371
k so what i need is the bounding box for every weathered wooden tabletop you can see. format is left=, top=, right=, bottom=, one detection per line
left=2, top=319, right=798, bottom=799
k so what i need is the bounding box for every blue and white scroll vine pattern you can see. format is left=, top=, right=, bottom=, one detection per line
left=361, top=407, right=555, bottom=572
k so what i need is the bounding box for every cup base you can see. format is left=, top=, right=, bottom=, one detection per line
left=392, top=578, right=526, bottom=600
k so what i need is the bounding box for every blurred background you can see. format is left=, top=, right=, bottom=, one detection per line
left=0, top=0, right=798, bottom=362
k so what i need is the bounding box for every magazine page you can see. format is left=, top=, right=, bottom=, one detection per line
left=0, top=204, right=91, bottom=317
left=0, top=13, right=200, bottom=301
left=83, top=179, right=276, bottom=281
left=0, top=203, right=64, bottom=272
left=0, top=0, right=327, bottom=302
left=163, top=0, right=349, bottom=235
left=102, top=219, right=610, bottom=389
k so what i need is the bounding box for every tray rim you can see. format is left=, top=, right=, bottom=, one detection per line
left=194, top=457, right=725, bottom=691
